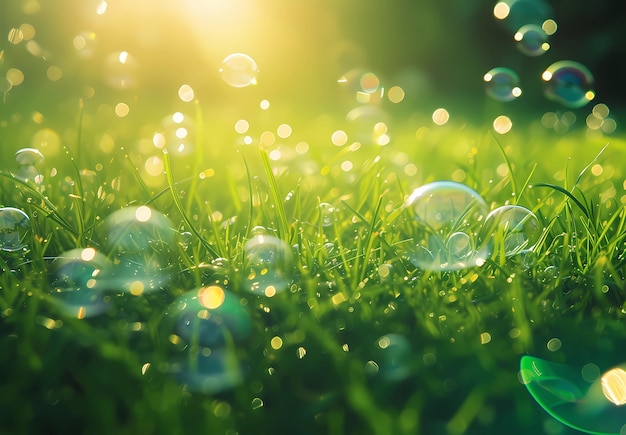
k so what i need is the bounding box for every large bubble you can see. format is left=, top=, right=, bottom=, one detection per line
left=243, top=235, right=294, bottom=296
left=542, top=61, right=595, bottom=108
left=403, top=181, right=490, bottom=271
left=514, top=24, right=549, bottom=56
left=520, top=355, right=626, bottom=435
left=49, top=248, right=112, bottom=318
left=102, top=206, right=175, bottom=294
left=219, top=53, right=259, bottom=88
left=484, top=67, right=522, bottom=102
left=0, top=207, right=31, bottom=252
left=480, top=205, right=542, bottom=259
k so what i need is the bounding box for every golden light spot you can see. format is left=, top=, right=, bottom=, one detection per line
left=360, top=72, right=380, bottom=93
left=235, top=119, right=249, bottom=134
left=264, top=286, right=277, bottom=298
left=296, top=347, right=307, bottom=359
left=197, top=309, right=209, bottom=320
left=542, top=19, right=558, bottom=35
left=602, top=368, right=626, bottom=406
left=19, top=24, right=36, bottom=40
left=259, top=99, right=270, bottom=110
left=331, top=292, right=347, bottom=306
left=81, top=247, right=97, bottom=262
left=542, top=71, right=552, bottom=81
left=172, top=112, right=185, bottom=123
left=493, top=115, right=512, bottom=134
left=387, top=86, right=405, bottom=103
left=376, top=134, right=390, bottom=146
left=480, top=332, right=492, bottom=344
left=331, top=130, right=348, bottom=146
left=260, top=131, right=275, bottom=146
left=129, top=281, right=144, bottom=296
left=169, top=334, right=181, bottom=345
left=96, top=0, right=108, bottom=15
left=32, top=111, right=44, bottom=123
left=115, top=102, right=130, bottom=117
left=340, top=160, right=353, bottom=172
left=145, top=156, right=164, bottom=176
left=141, top=362, right=151, bottom=375
left=585, top=90, right=596, bottom=101
left=269, top=149, right=281, bottom=161
left=493, top=2, right=510, bottom=19
left=432, top=108, right=449, bottom=126
left=512, top=87, right=522, bottom=97
left=175, top=127, right=187, bottom=139
left=276, top=123, right=292, bottom=139
left=178, top=84, right=194, bottom=102
left=77, top=306, right=87, bottom=320
left=591, top=164, right=604, bottom=176
left=295, top=141, right=309, bottom=154
left=377, top=336, right=391, bottom=349
left=135, top=205, right=152, bottom=222
left=198, top=285, right=225, bottom=309
left=593, top=103, right=610, bottom=119
left=153, top=133, right=166, bottom=149
left=47, top=66, right=62, bottom=81
left=7, top=68, right=24, bottom=86
left=378, top=264, right=391, bottom=278
left=270, top=336, right=283, bottom=350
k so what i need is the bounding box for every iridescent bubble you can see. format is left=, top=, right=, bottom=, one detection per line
left=373, top=334, right=412, bottom=382
left=102, top=206, right=175, bottom=294
left=49, top=248, right=112, bottom=318
left=484, top=68, right=521, bottom=102
left=0, top=207, right=31, bottom=252
left=542, top=61, right=595, bottom=108
left=480, top=205, right=542, bottom=259
left=319, top=202, right=336, bottom=227
left=15, top=148, right=44, bottom=166
left=514, top=24, right=549, bottom=56
left=404, top=181, right=490, bottom=271
left=520, top=355, right=626, bottom=435
left=243, top=235, right=294, bottom=296
left=219, top=53, right=259, bottom=88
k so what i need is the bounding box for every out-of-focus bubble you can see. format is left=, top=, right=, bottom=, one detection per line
left=387, top=86, right=405, bottom=103
left=219, top=53, right=258, bottom=88
left=154, top=112, right=195, bottom=155
left=172, top=348, right=244, bottom=394
left=480, top=205, right=541, bottom=259
left=403, top=181, right=490, bottom=271
left=514, top=24, right=549, bottom=56
left=520, top=355, right=626, bottom=435
left=372, top=334, right=412, bottom=382
left=6, top=68, right=25, bottom=86
left=15, top=148, right=44, bottom=166
left=243, top=235, right=294, bottom=297
left=49, top=248, right=112, bottom=318
left=319, top=202, right=336, bottom=227
left=102, top=206, right=175, bottom=294
left=103, top=50, right=138, bottom=89
left=0, top=208, right=31, bottom=253
left=542, top=61, right=595, bottom=108
left=484, top=68, right=521, bottom=102
left=345, top=105, right=390, bottom=145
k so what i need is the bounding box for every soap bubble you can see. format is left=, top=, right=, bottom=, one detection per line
left=542, top=61, right=595, bottom=108
left=480, top=205, right=542, bottom=258
left=514, top=24, right=549, bottom=56
left=102, top=206, right=175, bottom=294
left=404, top=181, right=490, bottom=271
left=0, top=207, right=31, bottom=252
left=319, top=202, right=336, bottom=227
left=49, top=248, right=112, bottom=318
left=219, top=53, right=259, bottom=88
left=484, top=68, right=522, bottom=102
left=15, top=148, right=44, bottom=166
left=520, top=355, right=626, bottom=434
left=243, top=235, right=294, bottom=296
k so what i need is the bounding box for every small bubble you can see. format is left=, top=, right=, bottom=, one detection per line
left=546, top=337, right=562, bottom=352
left=484, top=68, right=521, bottom=102
left=219, top=53, right=259, bottom=88
left=514, top=24, right=549, bottom=56
left=542, top=61, right=594, bottom=108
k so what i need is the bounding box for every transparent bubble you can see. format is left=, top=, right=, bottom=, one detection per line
left=319, top=203, right=336, bottom=227
left=103, top=50, right=138, bottom=89
left=373, top=334, right=412, bottom=382
left=404, top=181, right=490, bottom=271
left=15, top=148, right=44, bottom=166
left=521, top=355, right=626, bottom=435
left=0, top=207, right=31, bottom=252
left=219, top=53, right=259, bottom=88
left=480, top=205, right=542, bottom=258
left=484, top=68, right=521, bottom=102
left=514, top=24, right=549, bottom=56
left=49, top=248, right=112, bottom=318
left=102, top=206, right=175, bottom=293
left=243, top=235, right=294, bottom=296
left=542, top=61, right=595, bottom=108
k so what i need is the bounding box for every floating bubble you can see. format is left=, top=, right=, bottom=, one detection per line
left=0, top=207, right=31, bottom=252
left=404, top=181, right=490, bottom=271
left=219, top=53, right=258, bottom=88
left=542, top=61, right=595, bottom=109
left=243, top=235, right=294, bottom=296
left=103, top=50, right=138, bottom=89
left=15, top=148, right=44, bottom=166
left=514, top=24, right=549, bottom=56
left=373, top=334, right=412, bottom=382
left=521, top=355, right=626, bottom=435
left=480, top=205, right=541, bottom=259
left=102, top=206, right=175, bottom=293
left=484, top=68, right=521, bottom=102
left=319, top=203, right=336, bottom=227
left=49, top=248, right=112, bottom=318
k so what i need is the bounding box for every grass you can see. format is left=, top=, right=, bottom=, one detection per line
left=0, top=102, right=625, bottom=435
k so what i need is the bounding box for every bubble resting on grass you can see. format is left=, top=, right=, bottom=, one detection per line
left=480, top=205, right=541, bottom=258
left=49, top=248, right=112, bottom=318
left=219, top=53, right=259, bottom=88
left=243, top=235, right=294, bottom=296
left=0, top=207, right=31, bottom=252
left=319, top=202, right=336, bottom=227
left=543, top=61, right=594, bottom=108
left=404, top=181, right=490, bottom=271
left=102, top=206, right=175, bottom=293
left=520, top=355, right=626, bottom=435
left=514, top=24, right=549, bottom=56
left=484, top=67, right=521, bottom=102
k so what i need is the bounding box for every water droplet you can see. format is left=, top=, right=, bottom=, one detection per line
left=219, top=53, right=259, bottom=88
left=484, top=68, right=521, bottom=102
left=514, top=24, right=549, bottom=56
left=49, top=248, right=112, bottom=318
left=404, top=181, right=490, bottom=271
left=542, top=61, right=594, bottom=108
left=480, top=205, right=541, bottom=258
left=243, top=235, right=294, bottom=296
left=0, top=207, right=31, bottom=252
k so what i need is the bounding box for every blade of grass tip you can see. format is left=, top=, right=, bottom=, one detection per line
left=163, top=149, right=219, bottom=259
left=359, top=194, right=384, bottom=282
left=574, top=143, right=608, bottom=187
left=260, top=148, right=289, bottom=242
left=490, top=131, right=518, bottom=201
left=517, top=162, right=537, bottom=204
left=531, top=182, right=590, bottom=219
